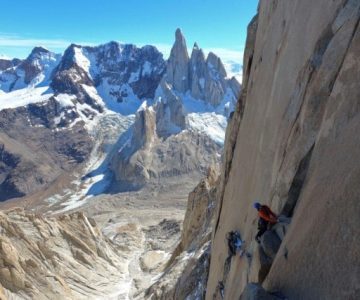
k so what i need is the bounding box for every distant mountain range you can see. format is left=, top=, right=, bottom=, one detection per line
left=0, top=28, right=241, bottom=203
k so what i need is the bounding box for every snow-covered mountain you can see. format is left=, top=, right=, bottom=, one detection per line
left=0, top=29, right=241, bottom=201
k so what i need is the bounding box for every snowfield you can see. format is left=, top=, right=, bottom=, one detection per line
left=187, top=112, right=227, bottom=145
left=0, top=86, right=53, bottom=110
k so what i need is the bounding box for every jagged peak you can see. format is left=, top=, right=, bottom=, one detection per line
left=171, top=28, right=188, bottom=57
left=169, top=28, right=189, bottom=60
left=190, top=44, right=205, bottom=62
left=206, top=51, right=227, bottom=76
left=175, top=28, right=185, bottom=43
left=206, top=51, right=220, bottom=64
left=26, top=46, right=54, bottom=61
left=30, top=46, right=50, bottom=55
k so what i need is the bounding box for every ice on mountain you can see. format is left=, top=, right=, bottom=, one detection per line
left=0, top=86, right=53, bottom=110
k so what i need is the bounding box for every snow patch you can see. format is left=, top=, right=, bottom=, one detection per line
left=97, top=81, right=142, bottom=115
left=82, top=84, right=105, bottom=106
left=54, top=112, right=65, bottom=125
left=199, top=78, right=205, bottom=89
left=50, top=113, right=135, bottom=213
left=0, top=86, right=53, bottom=110
left=55, top=93, right=76, bottom=108
left=142, top=61, right=152, bottom=76
left=73, top=47, right=91, bottom=74
left=129, top=69, right=140, bottom=83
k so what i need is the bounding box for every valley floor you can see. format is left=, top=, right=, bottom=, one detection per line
left=0, top=174, right=200, bottom=299
left=0, top=111, right=203, bottom=299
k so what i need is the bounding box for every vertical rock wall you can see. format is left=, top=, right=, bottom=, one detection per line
left=206, top=0, right=360, bottom=299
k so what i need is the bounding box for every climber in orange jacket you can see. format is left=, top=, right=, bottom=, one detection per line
left=253, top=202, right=278, bottom=243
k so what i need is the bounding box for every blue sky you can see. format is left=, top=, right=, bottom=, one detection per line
left=0, top=0, right=258, bottom=64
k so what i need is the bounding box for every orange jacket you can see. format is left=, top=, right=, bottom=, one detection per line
left=258, top=205, right=277, bottom=224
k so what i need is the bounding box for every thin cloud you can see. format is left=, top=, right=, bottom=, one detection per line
left=0, top=33, right=94, bottom=49
left=0, top=34, right=243, bottom=65
left=0, top=54, right=11, bottom=59
left=204, top=48, right=244, bottom=64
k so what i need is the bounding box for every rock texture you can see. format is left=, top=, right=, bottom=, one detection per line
left=147, top=167, right=219, bottom=299
left=165, top=28, right=190, bottom=93
left=0, top=110, right=93, bottom=201
left=206, top=0, right=360, bottom=299
left=0, top=208, right=127, bottom=299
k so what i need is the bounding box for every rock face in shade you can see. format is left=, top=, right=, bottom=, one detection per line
left=0, top=102, right=93, bottom=202
left=189, top=43, right=207, bottom=100
left=205, top=0, right=360, bottom=299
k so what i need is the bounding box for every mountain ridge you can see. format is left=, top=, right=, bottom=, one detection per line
left=0, top=29, right=240, bottom=204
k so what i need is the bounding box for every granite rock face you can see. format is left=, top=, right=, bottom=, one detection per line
left=206, top=0, right=360, bottom=299
left=165, top=28, right=190, bottom=93
left=156, top=28, right=240, bottom=129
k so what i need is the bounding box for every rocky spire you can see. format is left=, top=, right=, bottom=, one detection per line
left=190, top=43, right=207, bottom=99
left=206, top=52, right=227, bottom=78
left=165, top=28, right=190, bottom=92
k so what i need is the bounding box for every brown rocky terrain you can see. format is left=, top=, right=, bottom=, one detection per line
left=0, top=173, right=203, bottom=299
left=0, top=208, right=127, bottom=299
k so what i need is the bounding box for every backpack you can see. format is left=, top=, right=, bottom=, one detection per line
left=226, top=230, right=242, bottom=256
